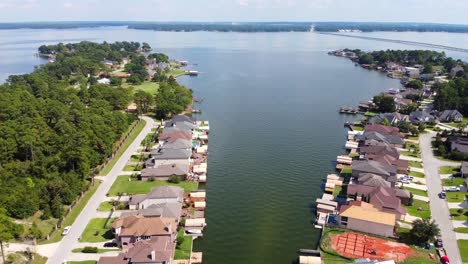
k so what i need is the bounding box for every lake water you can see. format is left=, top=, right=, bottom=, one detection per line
left=1, top=28, right=467, bottom=264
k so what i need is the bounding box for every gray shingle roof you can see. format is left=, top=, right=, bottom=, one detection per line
left=150, top=148, right=191, bottom=160
left=141, top=163, right=190, bottom=177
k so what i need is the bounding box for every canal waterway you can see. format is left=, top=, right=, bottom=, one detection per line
left=1, top=28, right=467, bottom=264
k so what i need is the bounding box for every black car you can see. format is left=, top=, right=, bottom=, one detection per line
left=439, top=192, right=446, bottom=199
left=103, top=242, right=118, bottom=248
left=436, top=238, right=443, bottom=248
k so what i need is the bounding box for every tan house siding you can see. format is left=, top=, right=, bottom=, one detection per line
left=342, top=217, right=394, bottom=237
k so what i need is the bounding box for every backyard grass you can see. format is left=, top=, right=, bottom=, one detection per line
left=108, top=176, right=198, bottom=196
left=408, top=161, right=423, bottom=168
left=405, top=135, right=419, bottom=141
left=130, top=154, right=146, bottom=162
left=458, top=239, right=468, bottom=263
left=174, top=229, right=192, bottom=260
left=399, top=247, right=438, bottom=264
left=449, top=209, right=468, bottom=220
left=442, top=177, right=465, bottom=186
left=41, top=180, right=101, bottom=244
left=31, top=254, right=47, bottom=264
left=439, top=165, right=460, bottom=175
left=332, top=185, right=343, bottom=198
left=341, top=166, right=352, bottom=175
left=123, top=81, right=160, bottom=95
left=401, top=151, right=421, bottom=158
left=97, top=201, right=113, bottom=212
left=454, top=227, right=468, bottom=233
left=404, top=199, right=431, bottom=219
left=351, top=125, right=363, bottom=131
left=100, top=120, right=146, bottom=176
left=446, top=191, right=468, bottom=202
left=80, top=218, right=115, bottom=243
left=404, top=187, right=428, bottom=197
left=72, top=248, right=120, bottom=253
left=409, top=171, right=425, bottom=178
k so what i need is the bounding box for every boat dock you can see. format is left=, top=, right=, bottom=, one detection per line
left=339, top=107, right=361, bottom=114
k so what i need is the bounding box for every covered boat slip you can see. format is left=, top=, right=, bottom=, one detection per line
left=185, top=218, right=206, bottom=227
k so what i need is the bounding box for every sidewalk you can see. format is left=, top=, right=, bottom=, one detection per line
left=452, top=220, right=468, bottom=228
left=400, top=155, right=422, bottom=162
left=448, top=201, right=468, bottom=209
left=413, top=195, right=429, bottom=202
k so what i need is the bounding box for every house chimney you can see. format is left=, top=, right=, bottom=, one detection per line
left=151, top=250, right=156, bottom=261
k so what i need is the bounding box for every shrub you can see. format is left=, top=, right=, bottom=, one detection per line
left=82, top=247, right=99, bottom=253
left=168, top=175, right=181, bottom=183
left=148, top=176, right=155, bottom=182
left=176, top=235, right=185, bottom=249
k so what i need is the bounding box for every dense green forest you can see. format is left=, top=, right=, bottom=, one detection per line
left=0, top=41, right=149, bottom=223
left=433, top=77, right=468, bottom=115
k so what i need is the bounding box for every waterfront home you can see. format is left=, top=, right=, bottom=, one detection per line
left=359, top=131, right=404, bottom=148
left=158, top=130, right=192, bottom=142
left=141, top=162, right=189, bottom=180
left=128, top=186, right=183, bottom=210
left=366, top=112, right=409, bottom=126
left=368, top=154, right=408, bottom=174
left=404, top=67, right=420, bottom=79
left=159, top=138, right=192, bottom=150
left=347, top=185, right=410, bottom=213
left=364, top=125, right=401, bottom=137
left=164, top=120, right=196, bottom=131
left=409, top=110, right=436, bottom=124
left=358, top=144, right=400, bottom=160
left=399, top=88, right=423, bottom=98
left=338, top=201, right=396, bottom=237
left=355, top=173, right=391, bottom=188
left=148, top=148, right=192, bottom=166
left=451, top=137, right=468, bottom=153
left=121, top=203, right=182, bottom=221
left=112, top=215, right=177, bottom=248
left=351, top=160, right=397, bottom=181
left=167, top=115, right=196, bottom=125
left=451, top=64, right=465, bottom=78
left=438, top=110, right=463, bottom=123
left=98, top=236, right=175, bottom=264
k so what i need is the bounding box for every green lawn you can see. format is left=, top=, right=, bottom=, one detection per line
left=439, top=165, right=459, bottom=175
left=68, top=261, right=97, bottom=264
left=108, top=176, right=198, bottom=196
left=100, top=120, right=146, bottom=176
left=80, top=218, right=115, bottom=243
left=123, top=81, right=160, bottom=95
left=41, top=180, right=101, bottom=244
left=123, top=164, right=141, bottom=171
left=458, top=240, right=468, bottom=263
left=72, top=248, right=120, bottom=253
left=442, top=177, right=465, bottom=186
left=169, top=68, right=186, bottom=77
left=130, top=154, right=145, bottom=162
left=174, top=229, right=192, bottom=260
left=351, top=126, right=363, bottom=131
left=406, top=135, right=419, bottom=141
left=446, top=191, right=468, bottom=202
left=408, top=161, right=423, bottom=168
left=97, top=201, right=113, bottom=212
left=409, top=171, right=425, bottom=178
left=449, top=209, right=468, bottom=220
left=341, top=166, right=352, bottom=174
left=404, top=199, right=431, bottom=219
left=20, top=213, right=58, bottom=240
left=401, top=151, right=421, bottom=158
left=332, top=185, right=343, bottom=198
left=404, top=187, right=428, bottom=197
left=454, top=227, right=468, bottom=233
left=364, top=111, right=377, bottom=117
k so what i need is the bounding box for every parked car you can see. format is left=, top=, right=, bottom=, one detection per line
left=401, top=179, right=411, bottom=184
left=62, top=226, right=71, bottom=236
left=439, top=192, right=446, bottom=199
left=444, top=186, right=460, bottom=192
left=103, top=242, right=118, bottom=248
left=441, top=255, right=450, bottom=264
left=436, top=237, right=443, bottom=248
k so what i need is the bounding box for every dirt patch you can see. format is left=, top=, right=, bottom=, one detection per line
left=331, top=232, right=414, bottom=262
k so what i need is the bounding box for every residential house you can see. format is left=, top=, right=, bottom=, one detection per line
left=351, top=160, right=397, bottom=182
left=364, top=125, right=401, bottom=136
left=355, top=173, right=391, bottom=188
left=112, top=216, right=177, bottom=248
left=360, top=131, right=405, bottom=148
left=98, top=236, right=175, bottom=264
left=358, top=144, right=400, bottom=160
left=451, top=137, right=468, bottom=153
left=409, top=111, right=436, bottom=124
left=147, top=148, right=191, bottom=167
left=404, top=67, right=420, bottom=79
left=164, top=121, right=195, bottom=131
left=399, top=88, right=423, bottom=98
left=347, top=184, right=410, bottom=205
left=158, top=131, right=192, bottom=143
left=121, top=203, right=182, bottom=221
left=159, top=138, right=192, bottom=150
left=451, top=64, right=465, bottom=78
left=141, top=162, right=190, bottom=180
left=368, top=154, right=408, bottom=174
left=167, top=115, right=195, bottom=124
left=366, top=113, right=409, bottom=126
left=438, top=110, right=463, bottom=123
left=129, top=186, right=183, bottom=210
left=338, top=201, right=396, bottom=237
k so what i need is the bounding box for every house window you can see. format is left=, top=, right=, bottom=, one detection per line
left=340, top=217, right=348, bottom=226
left=142, top=236, right=151, bottom=240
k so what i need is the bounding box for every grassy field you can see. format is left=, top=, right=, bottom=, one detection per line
left=458, top=239, right=468, bottom=263
left=449, top=208, right=468, bottom=220
left=341, top=166, right=352, bottom=174
left=108, top=176, right=198, bottom=196
left=401, top=151, right=421, bottom=158
left=123, top=80, right=160, bottom=95
left=100, top=120, right=146, bottom=176
left=72, top=248, right=120, bottom=253
left=439, top=165, right=459, bottom=175
left=408, top=161, right=423, bottom=168
left=169, top=68, right=186, bottom=77
left=409, top=171, right=425, bottom=178
left=19, top=212, right=58, bottom=240
left=442, top=177, right=465, bottom=186
left=41, top=180, right=101, bottom=244
left=404, top=187, right=428, bottom=197
left=446, top=191, right=468, bottom=202
left=80, top=218, right=115, bottom=243
left=97, top=201, right=113, bottom=212
left=351, top=125, right=363, bottom=131
left=404, top=199, right=431, bottom=219
left=454, top=227, right=468, bottom=233
left=174, top=229, right=193, bottom=260
left=123, top=164, right=141, bottom=171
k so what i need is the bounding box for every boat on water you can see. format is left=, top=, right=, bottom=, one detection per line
left=187, top=70, right=199, bottom=76
left=186, top=229, right=203, bottom=234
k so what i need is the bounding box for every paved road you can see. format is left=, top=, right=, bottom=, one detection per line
left=420, top=132, right=462, bottom=264
left=47, top=116, right=155, bottom=264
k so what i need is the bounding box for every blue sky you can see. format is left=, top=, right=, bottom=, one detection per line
left=1, top=0, right=468, bottom=24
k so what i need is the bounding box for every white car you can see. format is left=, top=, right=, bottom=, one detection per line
left=444, top=186, right=460, bottom=192
left=62, top=226, right=71, bottom=236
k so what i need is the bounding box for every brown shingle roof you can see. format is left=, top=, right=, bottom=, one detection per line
left=364, top=124, right=402, bottom=137
left=339, top=201, right=396, bottom=226
left=113, top=216, right=177, bottom=237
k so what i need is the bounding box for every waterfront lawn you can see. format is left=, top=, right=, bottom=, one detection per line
left=458, top=240, right=468, bottom=263
left=41, top=180, right=101, bottom=244
left=442, top=177, right=465, bottom=186
left=401, top=151, right=421, bottom=158
left=454, top=227, right=468, bottom=233
left=108, top=176, right=198, bottom=196
left=404, top=187, right=428, bottom=197
left=123, top=81, right=160, bottom=95
left=409, top=171, right=425, bottom=178
left=404, top=200, right=431, bottom=219
left=351, top=125, right=363, bottom=131
left=408, top=161, right=423, bottom=168
left=332, top=185, right=343, bottom=198
left=174, top=229, right=192, bottom=260
left=449, top=209, right=468, bottom=220
left=97, top=201, right=113, bottom=212
left=80, top=218, right=115, bottom=243
left=100, top=120, right=146, bottom=176
left=169, top=68, right=186, bottom=77
left=319, top=228, right=354, bottom=264
left=341, top=166, right=352, bottom=175
left=446, top=191, right=468, bottom=203
left=439, top=165, right=459, bottom=175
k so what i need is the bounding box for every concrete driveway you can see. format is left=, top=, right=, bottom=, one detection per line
left=46, top=116, right=155, bottom=264
left=420, top=132, right=462, bottom=264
